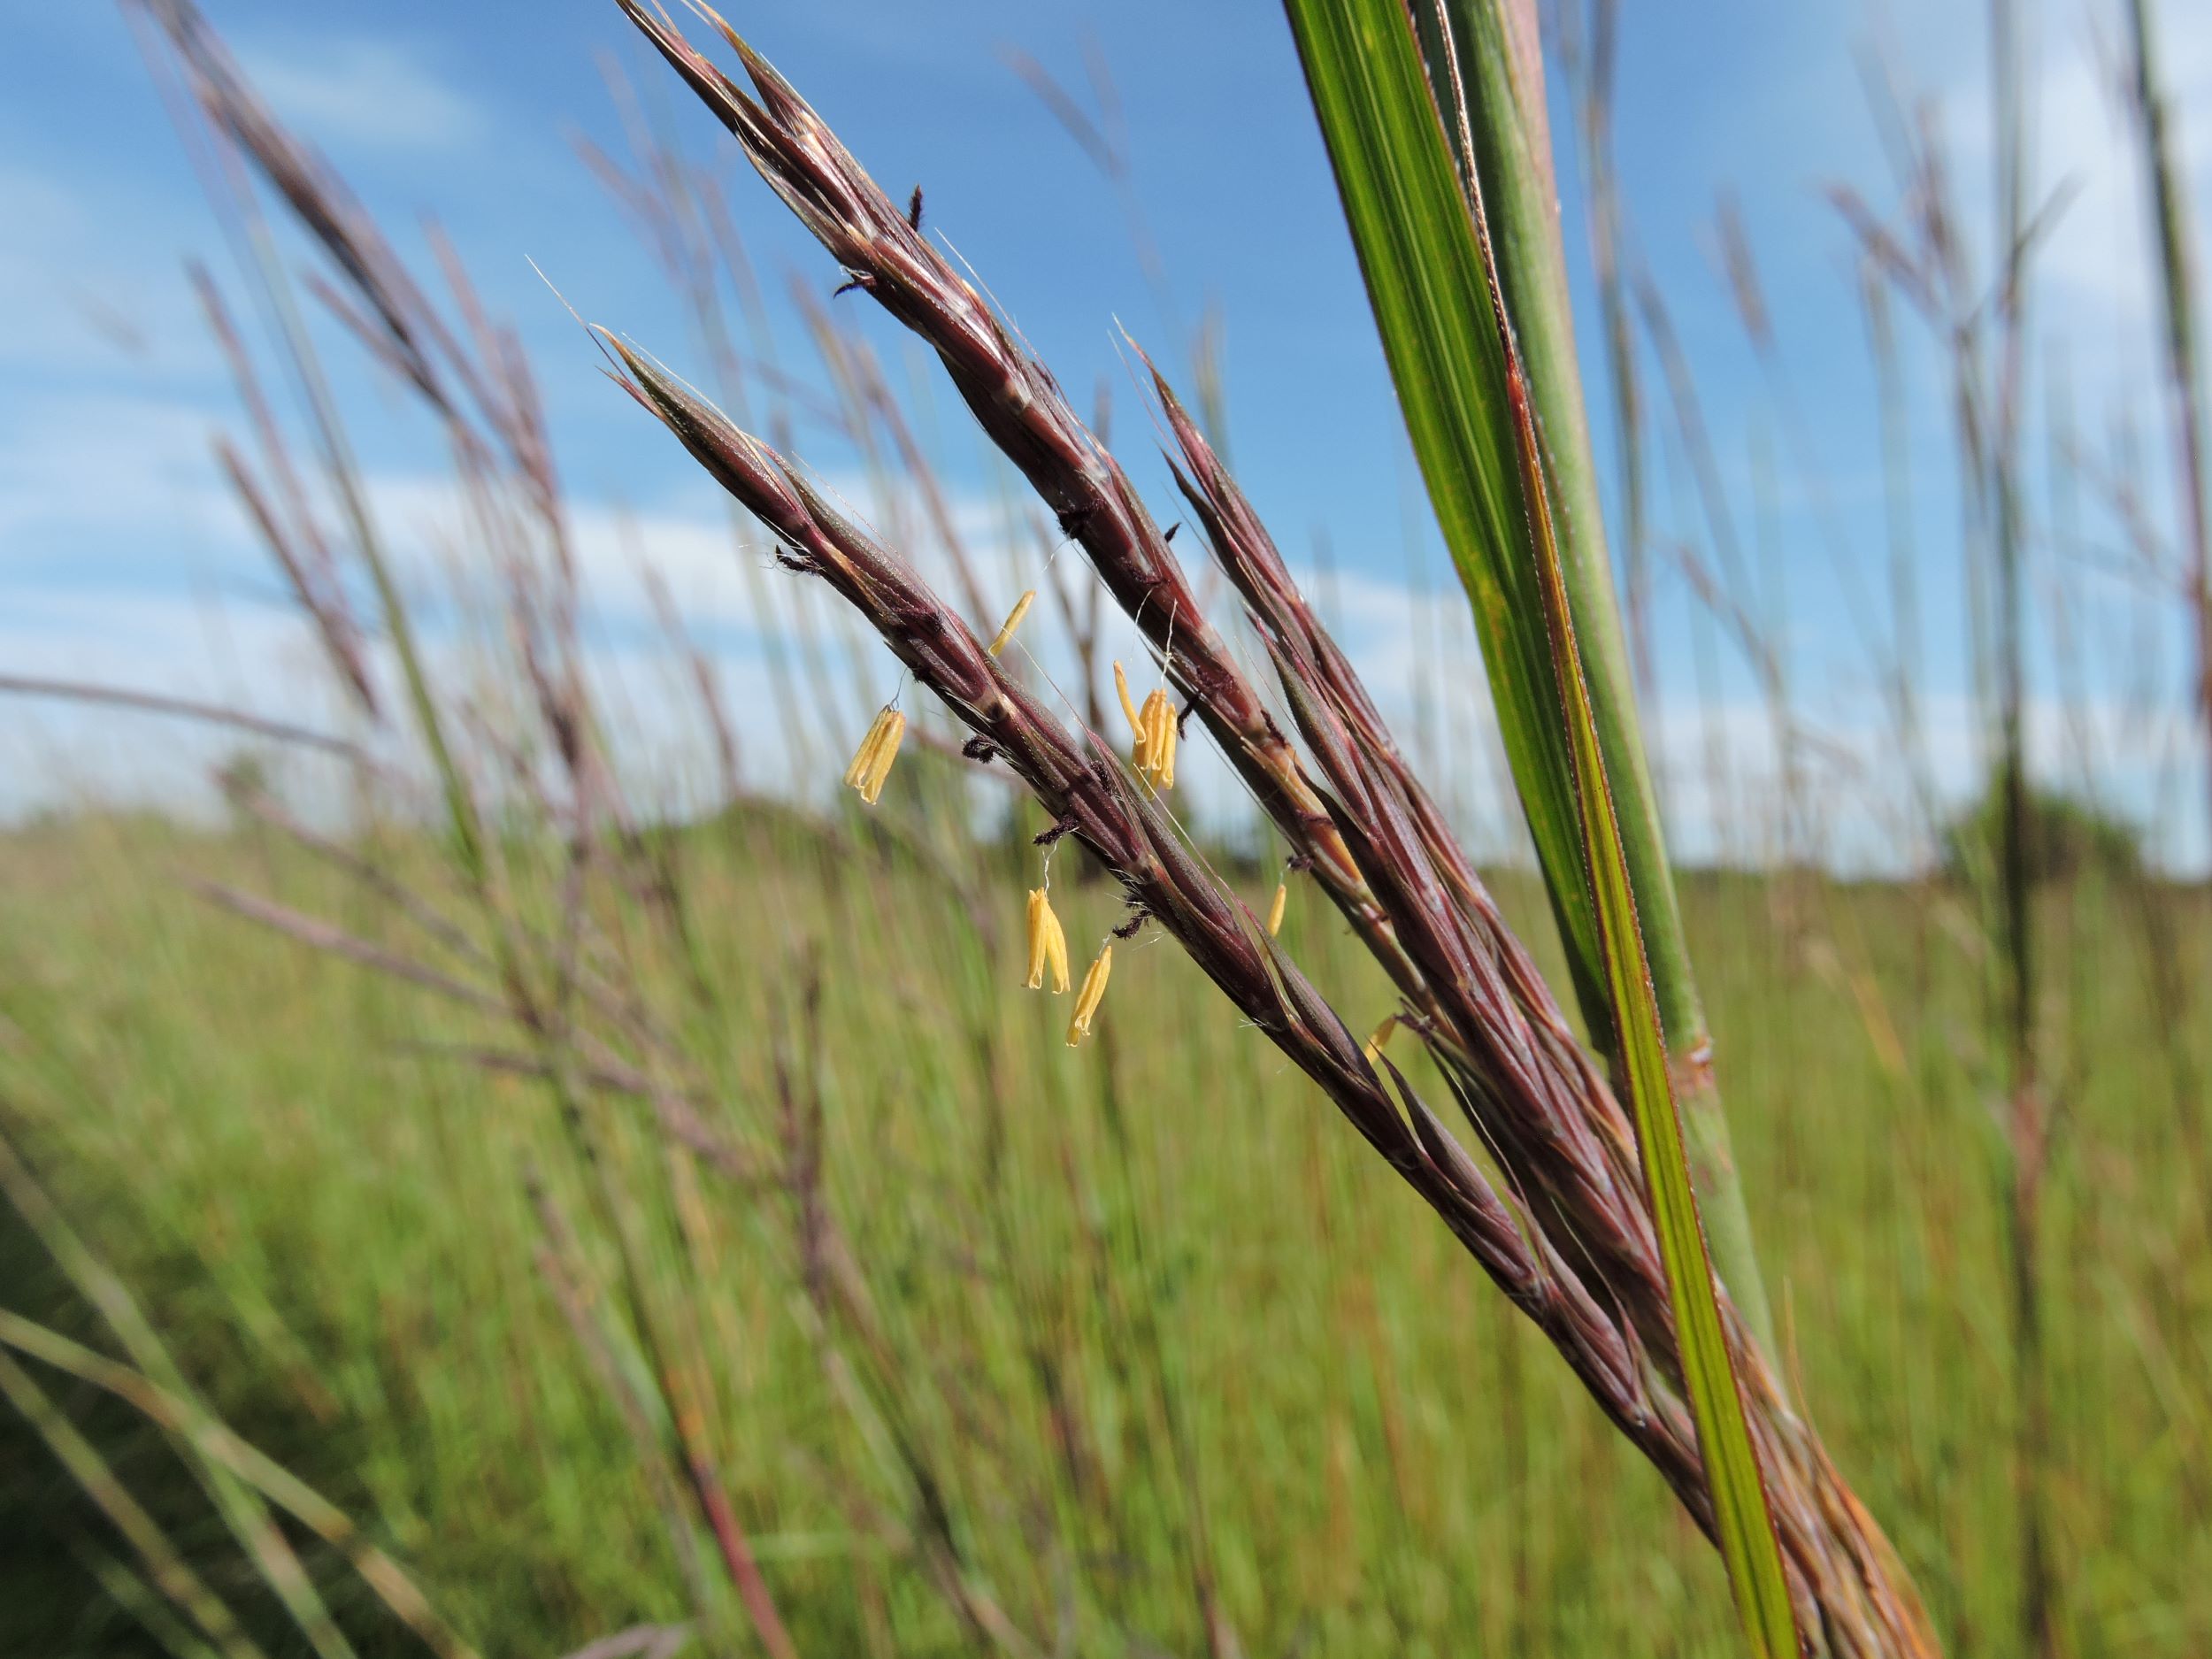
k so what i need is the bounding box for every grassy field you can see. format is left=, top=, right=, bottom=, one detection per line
left=9, top=2, right=2211, bottom=1653
left=3, top=807, right=2206, bottom=1655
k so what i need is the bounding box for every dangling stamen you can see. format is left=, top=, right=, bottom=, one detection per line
left=987, top=589, right=1036, bottom=657
left=1266, top=879, right=1288, bottom=937
left=1025, top=886, right=1071, bottom=994
left=1363, top=1014, right=1398, bottom=1065
left=1139, top=689, right=1177, bottom=788
left=844, top=705, right=906, bottom=805
left=1114, top=660, right=1148, bottom=764
left=1066, top=942, right=1113, bottom=1047
left=1114, top=657, right=1176, bottom=791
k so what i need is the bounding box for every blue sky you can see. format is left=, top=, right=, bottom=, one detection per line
left=4, top=1, right=2210, bottom=870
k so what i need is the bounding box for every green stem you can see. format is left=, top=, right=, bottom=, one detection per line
left=1290, top=0, right=1778, bottom=1354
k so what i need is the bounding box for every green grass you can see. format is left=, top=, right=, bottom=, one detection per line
left=3, top=809, right=2207, bottom=1655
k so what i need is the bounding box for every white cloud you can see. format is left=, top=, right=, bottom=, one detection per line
left=0, top=391, right=234, bottom=547
left=1921, top=0, right=2212, bottom=333
left=238, top=35, right=486, bottom=156
left=0, top=160, right=217, bottom=379
left=6, top=349, right=2205, bottom=867
left=5, top=468, right=2203, bottom=871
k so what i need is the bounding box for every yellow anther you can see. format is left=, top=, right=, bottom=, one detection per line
left=843, top=706, right=905, bottom=806
left=1363, top=1014, right=1398, bottom=1065
left=1112, top=661, right=1177, bottom=789
left=1138, top=688, right=1177, bottom=788
left=1066, top=942, right=1114, bottom=1047
left=1114, top=660, right=1144, bottom=741
left=1266, top=880, right=1287, bottom=937
left=1025, top=887, right=1071, bottom=994
left=987, top=589, right=1036, bottom=657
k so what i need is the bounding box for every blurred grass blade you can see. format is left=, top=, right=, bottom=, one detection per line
left=74, top=1539, right=234, bottom=1659
left=1279, top=1, right=1799, bottom=1648
left=0, top=1349, right=265, bottom=1659
left=0, top=1309, right=480, bottom=1659
left=0, top=1133, right=357, bottom=1659
left=1278, top=0, right=1776, bottom=1353
left=2124, top=0, right=2212, bottom=856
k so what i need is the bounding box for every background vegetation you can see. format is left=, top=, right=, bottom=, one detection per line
left=3, top=0, right=2209, bottom=1654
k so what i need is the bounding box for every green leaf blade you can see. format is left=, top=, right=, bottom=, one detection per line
left=1279, top=2, right=1802, bottom=1648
